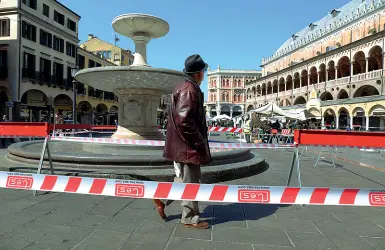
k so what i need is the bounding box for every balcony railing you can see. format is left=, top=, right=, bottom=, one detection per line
left=335, top=76, right=350, bottom=86
left=38, top=71, right=51, bottom=85
left=22, top=68, right=36, bottom=79
left=95, top=89, right=103, bottom=99
left=103, top=91, right=116, bottom=101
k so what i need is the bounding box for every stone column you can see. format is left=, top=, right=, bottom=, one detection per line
left=321, top=116, right=325, bottom=127
left=112, top=88, right=165, bottom=140
left=230, top=107, right=233, bottom=118
left=132, top=35, right=150, bottom=64
left=365, top=116, right=370, bottom=131
left=365, top=57, right=370, bottom=73
left=336, top=116, right=339, bottom=129
left=350, top=116, right=353, bottom=127
left=335, top=66, right=338, bottom=80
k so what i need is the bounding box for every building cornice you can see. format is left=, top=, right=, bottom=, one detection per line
left=52, top=0, right=81, bottom=19
left=207, top=69, right=262, bottom=76
left=262, top=4, right=385, bottom=66
left=248, top=29, right=385, bottom=87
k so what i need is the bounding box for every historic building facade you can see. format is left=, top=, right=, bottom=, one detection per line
left=0, top=0, right=80, bottom=122
left=246, top=0, right=385, bottom=130
left=0, top=0, right=124, bottom=124
left=205, top=66, right=262, bottom=118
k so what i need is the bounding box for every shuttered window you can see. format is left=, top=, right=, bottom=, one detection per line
left=0, top=18, right=10, bottom=37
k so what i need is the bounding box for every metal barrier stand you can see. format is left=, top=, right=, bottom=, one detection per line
left=33, top=136, right=54, bottom=196
left=286, top=146, right=301, bottom=187
left=313, top=146, right=337, bottom=168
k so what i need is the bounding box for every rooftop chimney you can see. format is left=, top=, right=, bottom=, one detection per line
left=88, top=34, right=94, bottom=40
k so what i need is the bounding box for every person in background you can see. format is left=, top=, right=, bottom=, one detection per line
left=243, top=114, right=252, bottom=143
left=346, top=125, right=352, bottom=131
left=1, top=115, right=11, bottom=148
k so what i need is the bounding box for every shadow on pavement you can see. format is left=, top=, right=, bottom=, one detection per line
left=165, top=203, right=290, bottom=225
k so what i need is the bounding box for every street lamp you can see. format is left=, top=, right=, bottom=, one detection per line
left=71, top=67, right=79, bottom=124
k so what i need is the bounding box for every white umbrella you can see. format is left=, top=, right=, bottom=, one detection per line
left=211, top=114, right=231, bottom=121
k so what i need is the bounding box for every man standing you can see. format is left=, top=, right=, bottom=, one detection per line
left=162, top=54, right=211, bottom=229
left=243, top=114, right=252, bottom=143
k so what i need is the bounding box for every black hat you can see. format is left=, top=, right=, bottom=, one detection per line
left=183, top=54, right=208, bottom=74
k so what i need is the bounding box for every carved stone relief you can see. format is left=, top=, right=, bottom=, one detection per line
left=123, top=100, right=142, bottom=126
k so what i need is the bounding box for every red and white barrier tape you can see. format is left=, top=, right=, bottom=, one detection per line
left=0, top=136, right=41, bottom=139
left=208, top=126, right=243, bottom=133
left=1, top=172, right=384, bottom=206
left=52, top=130, right=91, bottom=135
left=50, top=136, right=295, bottom=149
left=304, top=144, right=385, bottom=150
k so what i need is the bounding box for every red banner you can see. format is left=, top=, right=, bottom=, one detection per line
left=294, top=129, right=385, bottom=148
left=0, top=122, right=49, bottom=137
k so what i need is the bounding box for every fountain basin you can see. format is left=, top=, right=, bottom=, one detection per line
left=6, top=141, right=267, bottom=183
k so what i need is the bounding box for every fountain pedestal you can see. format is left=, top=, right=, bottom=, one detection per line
left=112, top=88, right=165, bottom=140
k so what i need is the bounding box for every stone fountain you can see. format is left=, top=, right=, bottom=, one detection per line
left=6, top=14, right=267, bottom=182
left=75, top=14, right=185, bottom=141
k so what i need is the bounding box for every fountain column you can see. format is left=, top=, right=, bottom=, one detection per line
left=113, top=88, right=165, bottom=140
left=132, top=34, right=150, bottom=64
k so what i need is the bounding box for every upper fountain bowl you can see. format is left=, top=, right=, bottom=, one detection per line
left=74, top=66, right=186, bottom=93
left=112, top=13, right=170, bottom=38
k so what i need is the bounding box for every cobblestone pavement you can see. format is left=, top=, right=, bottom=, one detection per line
left=0, top=145, right=385, bottom=249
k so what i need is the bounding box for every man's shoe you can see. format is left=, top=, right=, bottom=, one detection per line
left=153, top=199, right=166, bottom=220
left=183, top=221, right=209, bottom=229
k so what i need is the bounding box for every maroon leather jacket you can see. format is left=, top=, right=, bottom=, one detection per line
left=163, top=77, right=212, bottom=165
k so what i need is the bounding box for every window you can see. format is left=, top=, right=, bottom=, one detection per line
left=67, top=19, right=76, bottom=32
left=77, top=54, right=85, bottom=69
left=42, top=4, right=49, bottom=17
left=22, top=0, right=37, bottom=10
left=88, top=59, right=95, bottom=68
left=97, top=51, right=111, bottom=59
left=121, top=54, right=125, bottom=62
left=0, top=51, right=8, bottom=79
left=54, top=10, right=65, bottom=25
left=96, top=62, right=101, bottom=67
left=40, top=29, right=52, bottom=48
left=66, top=42, right=76, bottom=58
left=22, top=52, right=36, bottom=78
left=39, top=58, right=51, bottom=82
left=53, top=36, right=64, bottom=53
left=67, top=66, right=72, bottom=82
left=0, top=18, right=10, bottom=37
left=21, top=21, right=36, bottom=42
left=53, top=62, right=64, bottom=85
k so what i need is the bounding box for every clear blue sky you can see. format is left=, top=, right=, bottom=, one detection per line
left=59, top=0, right=350, bottom=98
